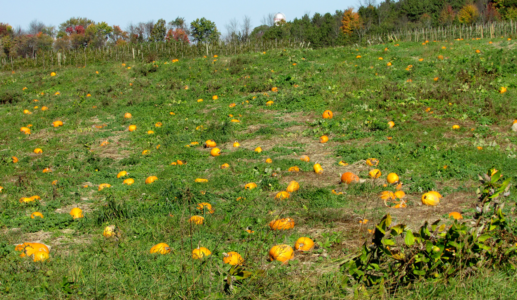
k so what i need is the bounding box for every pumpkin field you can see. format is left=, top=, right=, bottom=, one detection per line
left=3, top=37, right=517, bottom=299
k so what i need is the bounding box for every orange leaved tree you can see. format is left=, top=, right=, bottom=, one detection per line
left=341, top=8, right=363, bottom=36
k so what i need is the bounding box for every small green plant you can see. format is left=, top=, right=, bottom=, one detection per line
left=341, top=208, right=517, bottom=294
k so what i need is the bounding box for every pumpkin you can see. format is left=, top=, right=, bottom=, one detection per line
left=128, top=125, right=137, bottom=132
left=100, top=140, right=109, bottom=146
left=313, top=163, right=323, bottom=174
left=266, top=100, right=274, bottom=106
left=98, top=183, right=111, bottom=191
left=205, top=140, right=217, bottom=148
left=30, top=212, right=44, bottom=219
left=150, top=243, right=171, bottom=254
left=15, top=242, right=49, bottom=258
left=197, top=202, right=215, bottom=214
left=271, top=87, right=278, bottom=92
left=319, top=135, right=329, bottom=143
left=210, top=148, right=221, bottom=157
left=387, top=62, right=392, bottom=66
left=220, top=163, right=230, bottom=169
left=122, top=178, right=135, bottom=185
left=339, top=161, right=349, bottom=166
left=70, top=207, right=84, bottom=219
left=255, top=147, right=262, bottom=153
left=192, top=247, right=212, bottom=259
left=295, top=237, right=315, bottom=252
left=341, top=172, right=359, bottom=184
left=269, top=218, right=295, bottom=230
left=286, top=181, right=300, bottom=193
left=452, top=125, right=460, bottom=130
left=41, top=106, right=48, bottom=111
left=12, top=156, right=18, bottom=163
left=145, top=176, right=158, bottom=184
left=322, top=110, right=333, bottom=119
left=428, top=191, right=443, bottom=199
left=245, top=183, right=257, bottom=190
left=117, top=171, right=128, bottom=178
left=500, top=87, right=507, bottom=94
left=233, top=142, right=240, bottom=148
left=19, top=197, right=33, bottom=203
left=368, top=169, right=382, bottom=179
left=52, top=120, right=63, bottom=127
left=223, top=252, right=244, bottom=265
left=103, top=225, right=117, bottom=238
left=366, top=158, right=379, bottom=166
left=288, top=166, right=300, bottom=172
left=124, top=113, right=132, bottom=119
left=265, top=158, right=273, bottom=163
left=189, top=215, right=204, bottom=224
left=275, top=191, right=290, bottom=200
left=475, top=49, right=481, bottom=54
left=448, top=212, right=463, bottom=220
left=300, top=155, right=310, bottom=162
left=422, top=192, right=440, bottom=206
left=229, top=103, right=236, bottom=108
left=20, top=127, right=31, bottom=134
left=195, top=178, right=208, bottom=183
left=155, top=122, right=163, bottom=127
left=379, top=191, right=395, bottom=202
left=42, top=167, right=52, bottom=173
left=32, top=251, right=49, bottom=262
left=388, top=121, right=395, bottom=128
left=269, top=244, right=294, bottom=264
left=387, top=173, right=399, bottom=184
left=245, top=227, right=254, bottom=234
left=394, top=190, right=406, bottom=199
left=142, top=150, right=150, bottom=155
left=50, top=72, right=56, bottom=76
left=23, top=109, right=32, bottom=114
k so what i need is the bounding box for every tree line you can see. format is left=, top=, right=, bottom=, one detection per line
left=2, top=0, right=517, bottom=60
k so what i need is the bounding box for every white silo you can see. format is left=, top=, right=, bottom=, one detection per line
left=274, top=13, right=286, bottom=25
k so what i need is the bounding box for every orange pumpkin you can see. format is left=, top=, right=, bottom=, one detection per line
left=319, top=135, right=329, bottom=143
left=145, top=176, right=158, bottom=184
left=368, top=169, right=382, bottom=179
left=210, top=148, right=221, bottom=156
left=295, top=237, right=315, bottom=252
left=300, top=155, right=310, bottom=162
left=387, top=173, right=399, bottom=184
left=286, top=181, right=300, bottom=193
left=341, top=172, right=359, bottom=184
left=220, top=163, right=230, bottom=169
left=192, top=247, right=212, bottom=259
left=30, top=212, right=44, bottom=219
left=275, top=191, right=290, bottom=200
left=150, top=243, right=171, bottom=254
left=245, top=183, right=257, bottom=190
left=205, top=140, right=217, bottom=148
left=288, top=166, right=300, bottom=172
left=189, top=215, right=205, bottom=224
left=124, top=113, right=132, bottom=119
left=322, top=110, right=333, bottom=119
left=269, top=218, right=295, bottom=230
left=197, top=202, right=215, bottom=214
left=123, top=178, right=135, bottom=185
left=128, top=125, right=137, bottom=132
left=70, top=207, right=84, bottom=219
left=223, top=252, right=244, bottom=265
left=366, top=158, right=379, bottom=167
left=448, top=212, right=463, bottom=220
left=269, top=244, right=294, bottom=264
left=313, top=163, right=323, bottom=174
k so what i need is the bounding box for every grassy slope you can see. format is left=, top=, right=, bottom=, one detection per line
left=1, top=37, right=517, bottom=298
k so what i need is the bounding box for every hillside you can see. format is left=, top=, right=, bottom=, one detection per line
left=1, top=37, right=517, bottom=298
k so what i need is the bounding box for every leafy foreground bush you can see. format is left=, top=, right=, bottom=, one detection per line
left=342, top=170, right=516, bottom=295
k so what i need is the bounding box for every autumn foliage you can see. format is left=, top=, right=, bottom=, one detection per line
left=341, top=8, right=362, bottom=36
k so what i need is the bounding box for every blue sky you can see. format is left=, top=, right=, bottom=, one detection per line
left=2, top=0, right=357, bottom=33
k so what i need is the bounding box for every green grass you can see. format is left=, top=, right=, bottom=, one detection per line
left=1, top=37, right=517, bottom=298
